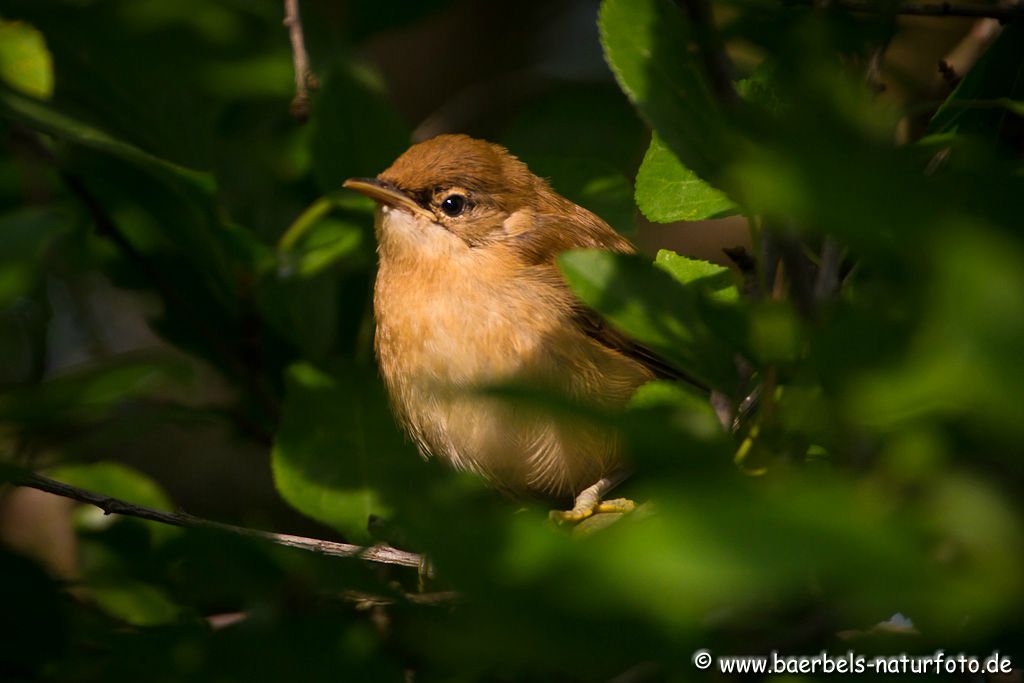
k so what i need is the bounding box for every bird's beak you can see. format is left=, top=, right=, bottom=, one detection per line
left=343, top=177, right=434, bottom=220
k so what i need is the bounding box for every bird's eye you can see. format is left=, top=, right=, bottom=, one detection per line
left=440, top=194, right=467, bottom=217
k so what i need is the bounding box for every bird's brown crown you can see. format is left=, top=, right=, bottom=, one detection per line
left=378, top=134, right=544, bottom=210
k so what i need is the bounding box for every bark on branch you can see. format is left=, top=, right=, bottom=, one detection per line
left=284, top=0, right=318, bottom=120
left=6, top=468, right=424, bottom=570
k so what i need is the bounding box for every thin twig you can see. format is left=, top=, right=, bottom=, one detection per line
left=785, top=0, right=1024, bottom=21
left=7, top=468, right=424, bottom=570
left=284, top=0, right=318, bottom=120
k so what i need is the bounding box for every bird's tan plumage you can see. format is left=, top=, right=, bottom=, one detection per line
left=357, top=134, right=656, bottom=498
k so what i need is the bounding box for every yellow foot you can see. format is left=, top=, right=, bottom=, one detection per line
left=549, top=476, right=635, bottom=524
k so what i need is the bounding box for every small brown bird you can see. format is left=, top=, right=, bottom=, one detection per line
left=345, top=134, right=672, bottom=520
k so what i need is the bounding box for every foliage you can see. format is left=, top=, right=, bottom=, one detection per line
left=1, top=0, right=1023, bottom=681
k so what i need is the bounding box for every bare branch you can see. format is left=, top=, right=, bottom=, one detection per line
left=785, top=0, right=1024, bottom=21
left=7, top=468, right=424, bottom=570
left=283, top=0, right=319, bottom=121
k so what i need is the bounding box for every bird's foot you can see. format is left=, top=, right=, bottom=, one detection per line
left=549, top=476, right=635, bottom=524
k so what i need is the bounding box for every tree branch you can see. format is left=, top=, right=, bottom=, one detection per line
left=283, top=0, right=318, bottom=120
left=6, top=468, right=424, bottom=570
left=786, top=0, right=1024, bottom=21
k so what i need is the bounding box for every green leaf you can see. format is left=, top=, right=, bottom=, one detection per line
left=0, top=354, right=192, bottom=429
left=654, top=249, right=737, bottom=302
left=46, top=461, right=178, bottom=545
left=629, top=379, right=723, bottom=441
left=87, top=581, right=182, bottom=626
left=272, top=363, right=400, bottom=541
left=599, top=0, right=734, bottom=181
left=277, top=193, right=369, bottom=278
left=0, top=20, right=53, bottom=99
left=747, top=300, right=801, bottom=365
left=636, top=133, right=738, bottom=222
left=558, top=249, right=739, bottom=391
left=47, top=461, right=173, bottom=512
left=0, top=90, right=213, bottom=191
left=291, top=219, right=364, bottom=278
left=847, top=225, right=1024, bottom=434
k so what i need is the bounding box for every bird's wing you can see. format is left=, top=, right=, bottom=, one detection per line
left=517, top=203, right=706, bottom=390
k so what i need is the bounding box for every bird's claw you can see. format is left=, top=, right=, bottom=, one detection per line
left=549, top=480, right=636, bottom=524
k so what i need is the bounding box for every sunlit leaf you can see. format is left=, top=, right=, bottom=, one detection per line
left=654, top=249, right=737, bottom=302
left=599, top=0, right=735, bottom=180
left=272, top=363, right=397, bottom=542
left=47, top=461, right=173, bottom=513
left=47, top=461, right=179, bottom=544
left=0, top=20, right=53, bottom=99
left=636, top=133, right=738, bottom=222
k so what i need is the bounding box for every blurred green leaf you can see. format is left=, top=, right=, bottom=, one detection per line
left=748, top=300, right=801, bottom=365
left=0, top=90, right=212, bottom=191
left=636, top=133, right=738, bottom=222
left=272, top=363, right=397, bottom=542
left=0, top=206, right=68, bottom=305
left=47, top=461, right=173, bottom=513
left=559, top=249, right=739, bottom=391
left=87, top=580, right=182, bottom=627
left=629, top=379, right=723, bottom=442
left=286, top=218, right=364, bottom=278
left=847, top=225, right=1024, bottom=434
left=199, top=53, right=293, bottom=99
left=48, top=460, right=180, bottom=546
left=277, top=193, right=369, bottom=277
left=0, top=19, right=53, bottom=99
left=0, top=353, right=192, bottom=429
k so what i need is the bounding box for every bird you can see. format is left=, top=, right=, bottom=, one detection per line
left=344, top=134, right=677, bottom=521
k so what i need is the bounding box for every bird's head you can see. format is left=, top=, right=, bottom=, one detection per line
left=344, top=134, right=562, bottom=257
